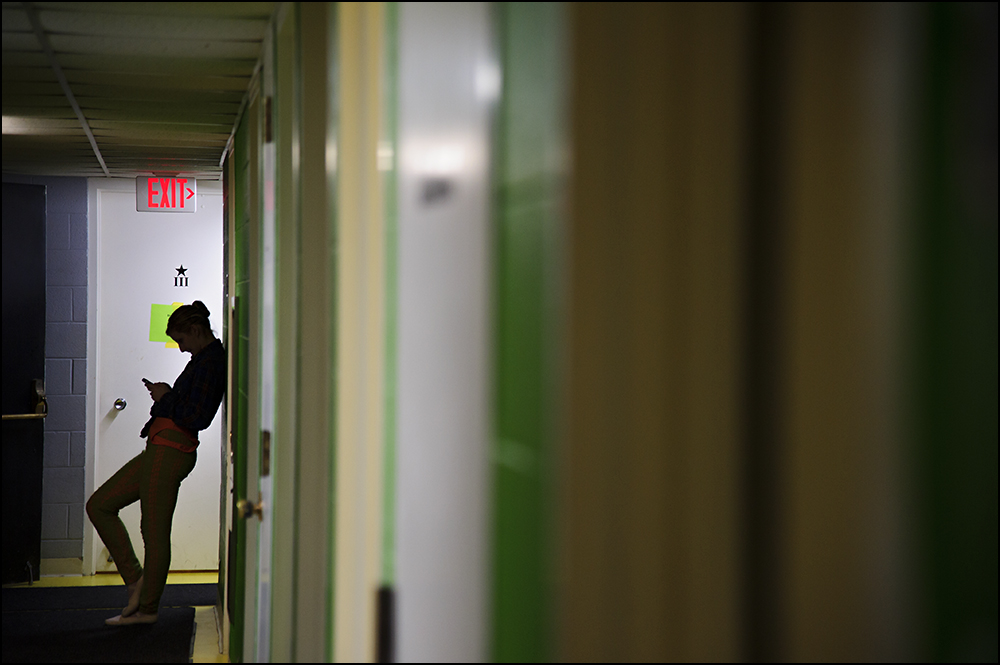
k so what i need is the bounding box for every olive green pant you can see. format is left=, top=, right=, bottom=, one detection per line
left=86, top=440, right=196, bottom=614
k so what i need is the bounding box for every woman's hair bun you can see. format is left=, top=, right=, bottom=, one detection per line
left=166, top=300, right=213, bottom=336
left=191, top=300, right=210, bottom=318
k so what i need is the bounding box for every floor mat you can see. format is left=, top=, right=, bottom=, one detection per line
left=1, top=584, right=214, bottom=663
left=2, top=606, right=196, bottom=663
left=2, top=584, right=216, bottom=612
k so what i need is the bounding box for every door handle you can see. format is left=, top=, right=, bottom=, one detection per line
left=114, top=398, right=127, bottom=411
left=2, top=379, right=47, bottom=420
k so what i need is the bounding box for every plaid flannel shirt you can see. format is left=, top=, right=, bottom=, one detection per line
left=140, top=338, right=227, bottom=439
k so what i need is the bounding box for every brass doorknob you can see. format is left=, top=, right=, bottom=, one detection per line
left=236, top=499, right=264, bottom=521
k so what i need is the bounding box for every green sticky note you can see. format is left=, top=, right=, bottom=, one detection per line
left=150, top=302, right=184, bottom=348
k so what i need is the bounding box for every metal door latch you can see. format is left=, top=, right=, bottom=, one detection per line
left=236, top=499, right=264, bottom=521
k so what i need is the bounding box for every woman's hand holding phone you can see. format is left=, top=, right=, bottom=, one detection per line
left=143, top=378, right=171, bottom=402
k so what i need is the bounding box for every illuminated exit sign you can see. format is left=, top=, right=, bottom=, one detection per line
left=135, top=177, right=197, bottom=213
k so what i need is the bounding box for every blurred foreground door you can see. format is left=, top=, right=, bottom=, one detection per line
left=396, top=3, right=495, bottom=660
left=1, top=183, right=46, bottom=584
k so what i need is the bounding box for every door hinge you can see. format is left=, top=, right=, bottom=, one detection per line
left=264, top=96, right=273, bottom=144
left=261, top=429, right=271, bottom=477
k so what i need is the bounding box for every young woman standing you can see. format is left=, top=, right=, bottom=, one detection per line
left=87, top=301, right=226, bottom=626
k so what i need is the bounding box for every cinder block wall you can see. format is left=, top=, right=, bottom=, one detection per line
left=2, top=174, right=88, bottom=560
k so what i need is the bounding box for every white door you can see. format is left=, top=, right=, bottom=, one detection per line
left=91, top=183, right=223, bottom=573
left=253, top=24, right=277, bottom=659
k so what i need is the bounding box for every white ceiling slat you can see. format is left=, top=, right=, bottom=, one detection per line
left=103, top=167, right=222, bottom=177
left=100, top=161, right=224, bottom=171
left=3, top=165, right=104, bottom=172
left=99, top=147, right=224, bottom=155
left=103, top=163, right=223, bottom=171
left=3, top=167, right=107, bottom=175
left=37, top=9, right=268, bottom=41
left=2, top=157, right=99, bottom=164
left=3, top=131, right=92, bottom=141
left=2, top=65, right=58, bottom=81
left=86, top=110, right=235, bottom=126
left=103, top=166, right=221, bottom=174
left=1, top=154, right=100, bottom=161
left=103, top=164, right=223, bottom=173
left=0, top=50, right=48, bottom=67
left=32, top=2, right=277, bottom=20
left=2, top=149, right=94, bottom=158
left=97, top=140, right=227, bottom=152
left=101, top=143, right=224, bottom=151
left=1, top=117, right=81, bottom=131
left=103, top=156, right=223, bottom=164
left=3, top=138, right=92, bottom=149
left=1, top=94, right=74, bottom=107
left=57, top=54, right=257, bottom=77
left=65, top=70, right=252, bottom=92
left=48, top=34, right=262, bottom=60
left=80, top=99, right=241, bottom=114
left=88, top=119, right=232, bottom=132
left=102, top=163, right=221, bottom=170
left=71, top=84, right=245, bottom=103
left=101, top=152, right=225, bottom=167
left=1, top=7, right=32, bottom=32
left=94, top=131, right=229, bottom=144
left=2, top=154, right=98, bottom=160
left=1, top=32, right=43, bottom=51
left=1, top=155, right=94, bottom=163
left=3, top=151, right=98, bottom=158
left=2, top=80, right=63, bottom=95
left=1, top=106, right=77, bottom=119
left=7, top=171, right=109, bottom=178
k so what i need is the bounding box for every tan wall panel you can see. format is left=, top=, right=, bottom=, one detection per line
left=335, top=2, right=386, bottom=661
left=561, top=4, right=746, bottom=661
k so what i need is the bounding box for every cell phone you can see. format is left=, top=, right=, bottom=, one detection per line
left=142, top=378, right=152, bottom=386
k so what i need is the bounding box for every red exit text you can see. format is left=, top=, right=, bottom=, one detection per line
left=135, top=176, right=197, bottom=213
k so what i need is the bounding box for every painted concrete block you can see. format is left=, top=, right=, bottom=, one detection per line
left=46, top=249, right=87, bottom=287
left=42, top=467, right=85, bottom=504
left=45, top=322, right=86, bottom=358
left=41, top=539, right=82, bottom=559
left=46, top=358, right=73, bottom=395
left=46, top=212, right=70, bottom=250
left=43, top=394, right=85, bottom=432
left=42, top=504, right=69, bottom=540
left=46, top=286, right=73, bottom=322
left=70, top=431, right=86, bottom=466
left=44, top=177, right=88, bottom=214
left=44, top=431, right=70, bottom=467
left=44, top=431, right=71, bottom=463
left=72, top=287, right=87, bottom=322
left=70, top=212, right=88, bottom=250
left=45, top=430, right=70, bottom=446
left=68, top=503, right=85, bottom=539
left=72, top=359, right=87, bottom=394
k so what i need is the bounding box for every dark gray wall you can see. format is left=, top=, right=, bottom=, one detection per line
left=2, top=174, right=87, bottom=559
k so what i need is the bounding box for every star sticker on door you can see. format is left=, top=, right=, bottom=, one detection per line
left=174, top=265, right=189, bottom=287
